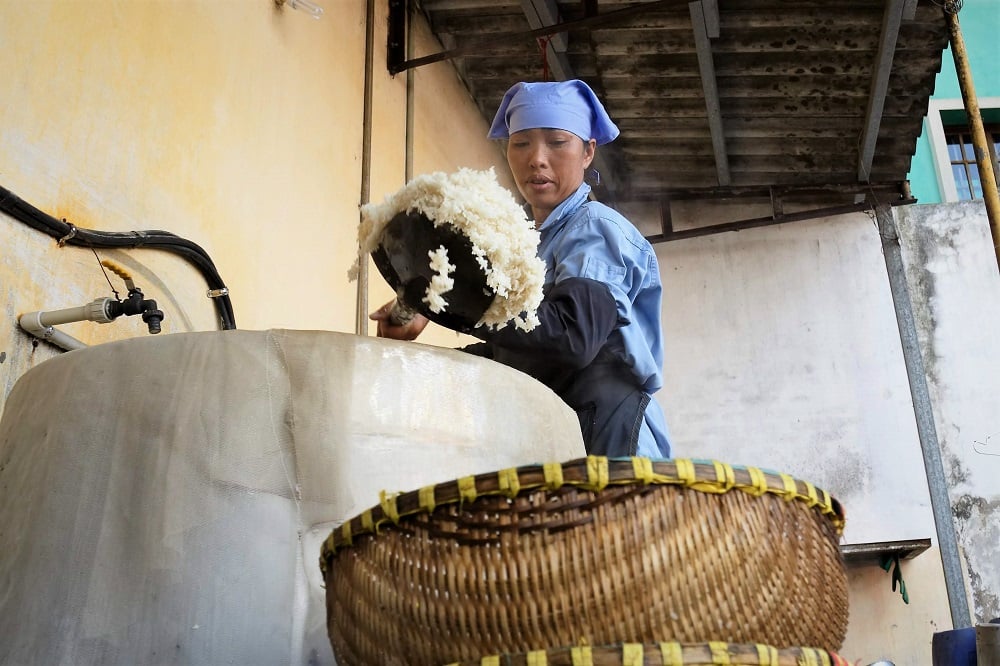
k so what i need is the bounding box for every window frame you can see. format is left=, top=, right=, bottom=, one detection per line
left=926, top=97, right=1000, bottom=202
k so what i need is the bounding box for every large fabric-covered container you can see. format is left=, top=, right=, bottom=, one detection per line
left=321, top=457, right=848, bottom=666
left=0, top=329, right=584, bottom=665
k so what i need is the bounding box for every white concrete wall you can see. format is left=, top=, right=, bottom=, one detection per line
left=655, top=213, right=936, bottom=544
left=896, top=201, right=1000, bottom=623
left=650, top=203, right=1000, bottom=663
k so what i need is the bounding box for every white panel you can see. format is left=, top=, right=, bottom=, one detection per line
left=653, top=213, right=935, bottom=544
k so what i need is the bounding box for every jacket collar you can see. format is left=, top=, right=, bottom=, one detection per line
left=537, top=182, right=592, bottom=233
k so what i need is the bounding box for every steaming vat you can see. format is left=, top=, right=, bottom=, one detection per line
left=0, top=329, right=584, bottom=665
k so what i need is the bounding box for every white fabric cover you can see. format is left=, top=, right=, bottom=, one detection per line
left=0, top=329, right=584, bottom=665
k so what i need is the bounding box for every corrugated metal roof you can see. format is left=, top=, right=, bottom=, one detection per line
left=398, top=0, right=950, bottom=238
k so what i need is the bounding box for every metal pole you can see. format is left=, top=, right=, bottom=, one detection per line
left=355, top=0, right=376, bottom=335
left=946, top=6, right=1000, bottom=272
left=405, top=0, right=414, bottom=184
left=876, top=203, right=972, bottom=629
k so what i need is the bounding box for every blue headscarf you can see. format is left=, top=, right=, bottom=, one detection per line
left=487, top=80, right=620, bottom=145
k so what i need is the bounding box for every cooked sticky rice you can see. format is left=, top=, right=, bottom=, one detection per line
left=423, top=246, right=455, bottom=314
left=351, top=167, right=544, bottom=331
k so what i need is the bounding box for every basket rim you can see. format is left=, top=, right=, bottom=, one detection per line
left=439, top=640, right=851, bottom=666
left=319, top=456, right=845, bottom=575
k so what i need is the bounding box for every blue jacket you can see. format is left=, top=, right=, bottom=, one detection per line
left=467, top=183, right=672, bottom=458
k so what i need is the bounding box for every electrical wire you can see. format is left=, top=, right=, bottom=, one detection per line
left=92, top=248, right=122, bottom=301
left=0, top=184, right=236, bottom=330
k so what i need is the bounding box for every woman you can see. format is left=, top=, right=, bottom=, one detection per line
left=373, top=79, right=672, bottom=459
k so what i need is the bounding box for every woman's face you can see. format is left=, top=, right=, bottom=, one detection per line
left=506, top=128, right=596, bottom=226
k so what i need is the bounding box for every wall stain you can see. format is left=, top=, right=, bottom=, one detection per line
left=947, top=451, right=970, bottom=486
left=952, top=492, right=1000, bottom=621
left=897, top=204, right=1000, bottom=626
left=952, top=493, right=984, bottom=522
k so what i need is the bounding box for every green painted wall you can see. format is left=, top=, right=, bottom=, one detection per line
left=907, top=0, right=1000, bottom=202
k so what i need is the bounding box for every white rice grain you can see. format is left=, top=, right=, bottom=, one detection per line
left=350, top=168, right=544, bottom=331
left=423, top=246, right=455, bottom=314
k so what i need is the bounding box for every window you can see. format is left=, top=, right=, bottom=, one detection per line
left=945, top=125, right=1000, bottom=200
left=926, top=98, right=1000, bottom=203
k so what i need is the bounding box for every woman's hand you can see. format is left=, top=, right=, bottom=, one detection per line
left=369, top=300, right=430, bottom=340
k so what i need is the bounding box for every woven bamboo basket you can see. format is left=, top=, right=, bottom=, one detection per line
left=320, top=457, right=848, bottom=666
left=443, top=641, right=851, bottom=666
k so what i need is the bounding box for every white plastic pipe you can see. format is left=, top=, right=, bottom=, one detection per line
left=18, top=298, right=115, bottom=352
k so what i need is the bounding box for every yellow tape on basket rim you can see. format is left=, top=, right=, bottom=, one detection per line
left=744, top=466, right=769, bottom=496
left=803, top=481, right=820, bottom=508
left=585, top=456, right=609, bottom=491
left=321, top=532, right=337, bottom=559
left=570, top=645, right=593, bottom=666
left=675, top=458, right=697, bottom=485
left=319, top=456, right=846, bottom=561
left=418, top=485, right=436, bottom=513
left=526, top=649, right=548, bottom=666
left=780, top=473, right=798, bottom=501
left=820, top=488, right=833, bottom=513
left=659, top=641, right=683, bottom=665
left=708, top=640, right=731, bottom=664
left=632, top=456, right=654, bottom=484
left=797, top=647, right=821, bottom=666
left=458, top=475, right=478, bottom=504
left=480, top=656, right=500, bottom=666
left=683, top=460, right=732, bottom=494
left=543, top=462, right=564, bottom=490
left=360, top=510, right=374, bottom=534
left=714, top=460, right=736, bottom=490
left=498, top=467, right=521, bottom=498
left=754, top=643, right=778, bottom=665
left=378, top=490, right=400, bottom=524
left=622, top=643, right=644, bottom=666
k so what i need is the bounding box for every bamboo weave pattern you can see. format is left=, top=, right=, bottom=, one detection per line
left=322, top=457, right=849, bottom=666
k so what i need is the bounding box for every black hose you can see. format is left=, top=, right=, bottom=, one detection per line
left=0, top=184, right=236, bottom=330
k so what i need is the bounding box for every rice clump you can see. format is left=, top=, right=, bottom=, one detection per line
left=350, top=167, right=543, bottom=331
left=423, top=246, right=455, bottom=314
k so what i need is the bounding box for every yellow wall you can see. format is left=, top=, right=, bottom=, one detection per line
left=0, top=0, right=509, bottom=404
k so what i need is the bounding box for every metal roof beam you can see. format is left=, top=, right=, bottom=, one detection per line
left=645, top=200, right=902, bottom=244
left=701, top=0, right=719, bottom=38
left=520, top=0, right=567, bottom=52
left=689, top=1, right=730, bottom=186
left=517, top=0, right=620, bottom=201
left=858, top=0, right=907, bottom=182
left=389, top=0, right=688, bottom=74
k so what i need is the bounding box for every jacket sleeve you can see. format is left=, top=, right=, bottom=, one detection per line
left=464, top=276, right=624, bottom=371
left=459, top=342, right=493, bottom=359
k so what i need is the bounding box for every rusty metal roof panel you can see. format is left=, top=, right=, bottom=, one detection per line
left=411, top=0, right=949, bottom=223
